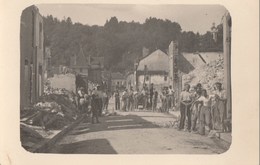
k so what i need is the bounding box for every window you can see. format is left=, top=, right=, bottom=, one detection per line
left=25, top=59, right=28, bottom=66
left=164, top=75, right=167, bottom=81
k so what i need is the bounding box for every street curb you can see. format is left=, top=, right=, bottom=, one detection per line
left=31, top=114, right=86, bottom=153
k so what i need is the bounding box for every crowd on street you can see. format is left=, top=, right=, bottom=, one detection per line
left=73, top=80, right=231, bottom=137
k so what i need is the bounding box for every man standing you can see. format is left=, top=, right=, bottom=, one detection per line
left=149, top=83, right=154, bottom=109
left=191, top=83, right=203, bottom=132
left=90, top=93, right=100, bottom=124
left=121, top=89, right=128, bottom=111
left=133, top=88, right=139, bottom=110
left=179, top=83, right=193, bottom=131
left=168, top=86, right=175, bottom=110
left=92, top=85, right=103, bottom=116
left=128, top=87, right=134, bottom=111
left=212, top=82, right=226, bottom=132
left=152, top=90, right=158, bottom=112
left=115, top=90, right=120, bottom=110
left=78, top=87, right=86, bottom=114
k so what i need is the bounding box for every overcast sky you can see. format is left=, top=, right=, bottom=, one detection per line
left=36, top=4, right=227, bottom=34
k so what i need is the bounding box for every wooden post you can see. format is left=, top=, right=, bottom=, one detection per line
left=223, top=12, right=232, bottom=119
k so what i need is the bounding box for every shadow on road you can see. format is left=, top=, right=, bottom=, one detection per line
left=51, top=138, right=117, bottom=154
left=68, top=114, right=161, bottom=136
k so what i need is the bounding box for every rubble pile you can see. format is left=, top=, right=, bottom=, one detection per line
left=21, top=89, right=78, bottom=130
left=21, top=85, right=79, bottom=150
left=182, top=57, right=224, bottom=94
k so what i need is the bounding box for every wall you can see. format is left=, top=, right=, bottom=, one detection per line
left=126, top=73, right=135, bottom=89
left=137, top=74, right=168, bottom=91
left=74, top=68, right=88, bottom=75
left=111, top=79, right=125, bottom=91
left=20, top=5, right=44, bottom=109
left=49, top=74, right=76, bottom=92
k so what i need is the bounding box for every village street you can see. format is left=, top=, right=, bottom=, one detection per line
left=49, top=98, right=230, bottom=154
left=19, top=5, right=233, bottom=156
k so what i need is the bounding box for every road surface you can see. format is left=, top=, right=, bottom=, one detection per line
left=49, top=106, right=230, bottom=154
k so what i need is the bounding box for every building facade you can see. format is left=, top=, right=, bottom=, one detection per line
left=111, top=72, right=126, bottom=91
left=136, top=49, right=169, bottom=91
left=20, top=5, right=44, bottom=109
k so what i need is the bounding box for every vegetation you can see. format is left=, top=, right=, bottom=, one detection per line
left=43, top=16, right=223, bottom=72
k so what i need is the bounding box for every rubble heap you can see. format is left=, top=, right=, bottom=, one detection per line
left=21, top=86, right=79, bottom=151
left=182, top=57, right=224, bottom=94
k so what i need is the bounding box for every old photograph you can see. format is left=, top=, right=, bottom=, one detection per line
left=20, top=4, right=232, bottom=154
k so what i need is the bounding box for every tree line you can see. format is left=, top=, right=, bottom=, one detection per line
left=43, top=15, right=223, bottom=72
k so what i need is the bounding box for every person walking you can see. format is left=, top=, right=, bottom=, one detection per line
left=178, top=83, right=193, bottom=132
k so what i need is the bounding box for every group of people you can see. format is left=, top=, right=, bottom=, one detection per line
left=75, top=86, right=110, bottom=124
left=178, top=82, right=228, bottom=135
left=114, top=83, right=175, bottom=113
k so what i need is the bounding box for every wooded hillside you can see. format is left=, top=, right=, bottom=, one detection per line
left=43, top=16, right=223, bottom=72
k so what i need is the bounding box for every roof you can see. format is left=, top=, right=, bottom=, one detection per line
left=74, top=46, right=88, bottom=67
left=137, top=49, right=169, bottom=72
left=182, top=52, right=223, bottom=68
left=178, top=52, right=223, bottom=74
left=89, top=56, right=104, bottom=68
left=71, top=46, right=105, bottom=68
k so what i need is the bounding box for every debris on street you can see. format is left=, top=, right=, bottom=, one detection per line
left=20, top=85, right=80, bottom=151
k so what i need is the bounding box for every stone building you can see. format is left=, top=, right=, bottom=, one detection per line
left=136, top=49, right=169, bottom=91
left=20, top=5, right=44, bottom=109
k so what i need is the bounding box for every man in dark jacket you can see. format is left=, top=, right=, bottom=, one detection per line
left=91, top=93, right=100, bottom=124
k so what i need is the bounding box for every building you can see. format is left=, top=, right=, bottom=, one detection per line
left=168, top=41, right=225, bottom=97
left=136, top=49, right=169, bottom=91
left=111, top=72, right=126, bottom=91
left=88, top=56, right=104, bottom=84
left=43, top=47, right=51, bottom=79
left=125, top=71, right=135, bottom=90
left=20, top=5, right=44, bottom=109
left=70, top=45, right=105, bottom=89
left=70, top=45, right=89, bottom=76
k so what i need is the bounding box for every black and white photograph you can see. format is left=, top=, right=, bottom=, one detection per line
left=1, top=0, right=259, bottom=164
left=19, top=4, right=233, bottom=154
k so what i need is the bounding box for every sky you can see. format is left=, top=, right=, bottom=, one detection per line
left=36, top=4, right=227, bottom=34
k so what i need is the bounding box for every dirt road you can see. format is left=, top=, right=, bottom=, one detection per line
left=49, top=110, right=230, bottom=154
